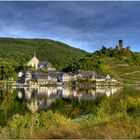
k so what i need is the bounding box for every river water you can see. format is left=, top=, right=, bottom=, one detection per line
left=16, top=86, right=121, bottom=112
left=0, top=85, right=138, bottom=126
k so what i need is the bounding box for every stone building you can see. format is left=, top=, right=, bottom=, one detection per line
left=119, top=40, right=123, bottom=48
left=27, top=52, right=56, bottom=71
left=27, top=52, right=39, bottom=70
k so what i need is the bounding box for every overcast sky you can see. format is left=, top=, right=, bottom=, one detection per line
left=0, top=1, right=140, bottom=52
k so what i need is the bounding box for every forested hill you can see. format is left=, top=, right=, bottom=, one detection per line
left=1, top=37, right=140, bottom=83
left=67, top=46, right=140, bottom=84
left=0, top=38, right=88, bottom=71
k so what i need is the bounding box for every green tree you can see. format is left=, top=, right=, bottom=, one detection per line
left=0, top=60, right=17, bottom=80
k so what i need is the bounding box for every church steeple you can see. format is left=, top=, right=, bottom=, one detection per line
left=34, top=51, right=36, bottom=57
left=27, top=51, right=39, bottom=70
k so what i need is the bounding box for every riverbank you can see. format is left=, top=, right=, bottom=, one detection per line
left=0, top=87, right=140, bottom=139
left=0, top=80, right=122, bottom=87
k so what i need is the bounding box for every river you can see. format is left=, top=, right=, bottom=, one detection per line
left=0, top=85, right=138, bottom=126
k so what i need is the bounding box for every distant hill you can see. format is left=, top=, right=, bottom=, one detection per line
left=96, top=47, right=140, bottom=84
left=68, top=44, right=140, bottom=84
left=0, top=38, right=88, bottom=71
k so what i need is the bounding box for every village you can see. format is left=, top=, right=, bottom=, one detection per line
left=17, top=52, right=118, bottom=86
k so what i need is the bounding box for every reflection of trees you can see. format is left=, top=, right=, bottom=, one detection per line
left=50, top=98, right=106, bottom=118
left=0, top=89, right=27, bottom=126
left=17, top=86, right=121, bottom=113
left=0, top=89, right=13, bottom=125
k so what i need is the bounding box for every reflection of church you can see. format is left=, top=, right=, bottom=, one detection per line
left=17, top=86, right=121, bottom=112
left=27, top=99, right=39, bottom=112
left=27, top=52, right=56, bottom=71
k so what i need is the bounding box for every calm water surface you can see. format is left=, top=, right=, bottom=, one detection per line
left=0, top=86, right=138, bottom=126
left=16, top=86, right=122, bottom=112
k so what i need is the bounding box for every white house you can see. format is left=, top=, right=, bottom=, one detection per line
left=18, top=71, right=23, bottom=77
left=106, top=74, right=111, bottom=80
left=58, top=73, right=71, bottom=82
left=25, top=71, right=32, bottom=84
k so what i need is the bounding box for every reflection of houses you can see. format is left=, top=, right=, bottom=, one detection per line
left=61, top=88, right=75, bottom=98
left=17, top=86, right=121, bottom=112
left=96, top=86, right=121, bottom=97
left=18, top=90, right=23, bottom=99
left=17, top=87, right=60, bottom=112
left=75, top=86, right=122, bottom=101
left=25, top=88, right=33, bottom=100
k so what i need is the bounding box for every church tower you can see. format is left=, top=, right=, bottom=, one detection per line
left=34, top=51, right=36, bottom=57
left=27, top=51, right=39, bottom=69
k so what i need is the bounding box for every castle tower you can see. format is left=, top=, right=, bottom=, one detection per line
left=119, top=40, right=123, bottom=48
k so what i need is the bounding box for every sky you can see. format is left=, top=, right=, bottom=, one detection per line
left=0, top=1, right=140, bottom=52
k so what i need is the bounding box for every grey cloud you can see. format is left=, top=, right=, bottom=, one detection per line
left=0, top=1, right=140, bottom=52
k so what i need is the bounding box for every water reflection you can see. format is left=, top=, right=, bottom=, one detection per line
left=17, top=86, right=122, bottom=112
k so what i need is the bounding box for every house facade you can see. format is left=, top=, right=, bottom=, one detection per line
left=27, top=52, right=56, bottom=71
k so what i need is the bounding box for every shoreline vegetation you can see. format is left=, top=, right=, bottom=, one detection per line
left=0, top=86, right=140, bottom=138
left=0, top=80, right=139, bottom=90
left=0, top=80, right=123, bottom=87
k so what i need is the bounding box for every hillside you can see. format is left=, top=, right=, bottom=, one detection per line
left=68, top=45, right=140, bottom=84
left=96, top=47, right=140, bottom=84
left=0, top=38, right=88, bottom=71
left=1, top=38, right=140, bottom=84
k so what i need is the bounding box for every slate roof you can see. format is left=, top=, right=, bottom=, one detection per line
left=39, top=61, right=49, bottom=67
left=80, top=71, right=97, bottom=78
left=48, top=71, right=58, bottom=78
left=34, top=72, right=48, bottom=79
left=95, top=75, right=106, bottom=79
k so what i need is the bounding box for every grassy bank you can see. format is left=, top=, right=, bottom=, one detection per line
left=0, top=87, right=140, bottom=138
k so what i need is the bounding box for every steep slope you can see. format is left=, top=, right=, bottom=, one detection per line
left=0, top=38, right=88, bottom=71
left=69, top=47, right=140, bottom=84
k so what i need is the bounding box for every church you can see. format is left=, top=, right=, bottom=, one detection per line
left=27, top=52, right=56, bottom=71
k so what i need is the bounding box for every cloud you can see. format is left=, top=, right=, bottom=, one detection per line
left=0, top=1, right=140, bottom=52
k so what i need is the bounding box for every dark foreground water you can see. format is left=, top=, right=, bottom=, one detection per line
left=0, top=86, right=139, bottom=126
